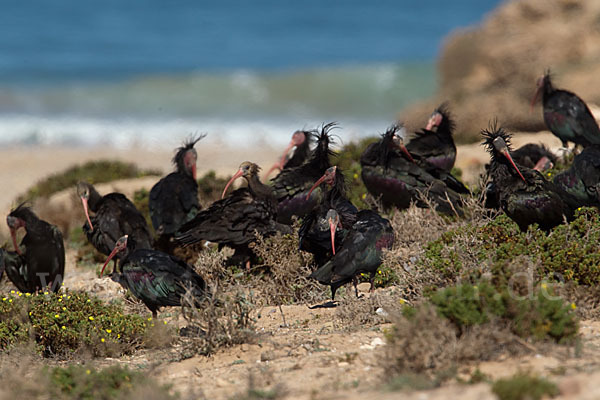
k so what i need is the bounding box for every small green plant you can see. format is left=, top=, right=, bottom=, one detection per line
left=0, top=291, right=163, bottom=357
left=429, top=282, right=578, bottom=342
left=492, top=372, right=558, bottom=400
left=197, top=170, right=232, bottom=204
left=421, top=208, right=600, bottom=286
left=47, top=364, right=176, bottom=400
left=17, top=160, right=160, bottom=202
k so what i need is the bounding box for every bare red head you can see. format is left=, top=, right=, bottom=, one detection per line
left=306, top=166, right=337, bottom=201
left=392, top=127, right=415, bottom=163
left=265, top=131, right=307, bottom=178
left=426, top=111, right=443, bottom=131
left=531, top=72, right=551, bottom=113
left=492, top=137, right=526, bottom=182
left=100, top=235, right=128, bottom=277
left=6, top=215, right=25, bottom=256
left=184, top=149, right=198, bottom=180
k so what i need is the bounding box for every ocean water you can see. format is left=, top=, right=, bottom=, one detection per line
left=0, top=0, right=502, bottom=149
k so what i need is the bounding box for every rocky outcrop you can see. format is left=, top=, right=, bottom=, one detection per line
left=401, top=0, right=600, bottom=143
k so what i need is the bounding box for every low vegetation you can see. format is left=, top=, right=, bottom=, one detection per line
left=0, top=291, right=168, bottom=357
left=492, top=372, right=559, bottom=400
left=17, top=160, right=161, bottom=203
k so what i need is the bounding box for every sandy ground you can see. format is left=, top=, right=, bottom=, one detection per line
left=2, top=129, right=593, bottom=400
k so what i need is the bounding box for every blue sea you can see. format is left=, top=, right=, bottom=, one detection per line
left=0, top=0, right=502, bottom=149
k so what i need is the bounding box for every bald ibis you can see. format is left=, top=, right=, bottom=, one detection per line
left=553, top=145, right=600, bottom=207
left=5, top=205, right=65, bottom=292
left=484, top=143, right=556, bottom=210
left=309, top=209, right=394, bottom=300
left=265, top=129, right=315, bottom=178
left=149, top=135, right=205, bottom=252
left=77, top=182, right=153, bottom=261
left=482, top=123, right=578, bottom=231
left=361, top=124, right=464, bottom=215
left=101, top=235, right=208, bottom=318
left=532, top=71, right=600, bottom=149
left=407, top=103, right=457, bottom=173
left=271, top=123, right=336, bottom=224
left=176, top=162, right=291, bottom=266
left=298, top=166, right=358, bottom=267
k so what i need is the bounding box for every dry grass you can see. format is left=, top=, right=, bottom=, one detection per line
left=381, top=304, right=531, bottom=381
left=179, top=285, right=256, bottom=356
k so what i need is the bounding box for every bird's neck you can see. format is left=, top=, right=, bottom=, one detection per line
left=87, top=186, right=103, bottom=211
left=247, top=174, right=273, bottom=199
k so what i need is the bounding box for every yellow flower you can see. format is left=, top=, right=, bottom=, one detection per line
left=58, top=298, right=62, bottom=302
left=163, top=321, right=168, bottom=325
left=10, top=290, right=15, bottom=294
left=86, top=370, right=91, bottom=375
left=101, top=338, right=105, bottom=343
left=62, top=307, right=66, bottom=311
left=541, top=283, right=548, bottom=289
left=8, top=299, right=12, bottom=303
left=106, top=329, right=112, bottom=333
left=147, top=317, right=152, bottom=321
left=353, top=173, right=358, bottom=179
left=44, top=292, right=48, bottom=295
left=571, top=303, right=577, bottom=310
left=61, top=326, right=66, bottom=330
left=89, top=316, right=94, bottom=321
left=54, top=314, right=59, bottom=318
left=117, top=334, right=121, bottom=339
left=399, top=299, right=406, bottom=305
left=151, top=323, right=155, bottom=327
left=25, top=293, right=31, bottom=297
left=361, top=193, right=366, bottom=200
left=378, top=270, right=382, bottom=274
left=18, top=293, right=22, bottom=297
left=86, top=299, right=91, bottom=303
left=2, top=297, right=6, bottom=301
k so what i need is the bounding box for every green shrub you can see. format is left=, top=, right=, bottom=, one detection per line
left=492, top=372, right=558, bottom=400
left=421, top=208, right=600, bottom=286
left=0, top=291, right=161, bottom=357
left=198, top=170, right=232, bottom=204
left=17, top=160, right=161, bottom=203
left=47, top=364, right=176, bottom=400
left=429, top=282, right=578, bottom=342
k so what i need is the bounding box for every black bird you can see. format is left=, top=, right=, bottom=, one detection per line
left=532, top=71, right=600, bottom=149
left=101, top=235, right=208, bottom=318
left=271, top=123, right=336, bottom=224
left=77, top=182, right=153, bottom=261
left=309, top=209, right=394, bottom=300
left=176, top=161, right=290, bottom=267
left=149, top=135, right=205, bottom=252
left=407, top=103, right=457, bottom=173
left=298, top=166, right=358, bottom=267
left=4, top=205, right=65, bottom=292
left=265, top=129, right=315, bottom=178
left=511, top=143, right=557, bottom=170
left=361, top=124, right=464, bottom=215
left=484, top=143, right=557, bottom=209
left=553, top=145, right=600, bottom=207
left=482, top=123, right=578, bottom=231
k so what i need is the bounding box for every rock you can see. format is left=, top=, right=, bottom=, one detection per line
left=399, top=0, right=600, bottom=142
left=357, top=283, right=371, bottom=293
left=260, top=350, right=276, bottom=362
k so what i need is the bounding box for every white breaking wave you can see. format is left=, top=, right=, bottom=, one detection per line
left=0, top=114, right=391, bottom=150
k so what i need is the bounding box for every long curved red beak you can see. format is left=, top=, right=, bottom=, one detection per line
left=9, top=228, right=22, bottom=256
left=401, top=144, right=415, bottom=163
left=502, top=150, right=526, bottom=182
left=328, top=217, right=338, bottom=255
left=222, top=168, right=244, bottom=199
left=264, top=162, right=283, bottom=179
left=81, top=197, right=94, bottom=231
left=100, top=246, right=120, bottom=277
left=306, top=174, right=328, bottom=201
